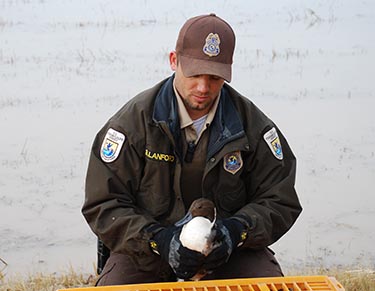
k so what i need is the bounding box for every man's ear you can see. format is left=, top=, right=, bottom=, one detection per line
left=169, top=51, right=177, bottom=71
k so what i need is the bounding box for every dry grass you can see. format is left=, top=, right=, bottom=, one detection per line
left=325, top=269, right=375, bottom=291
left=1, top=265, right=374, bottom=291
left=0, top=266, right=97, bottom=291
left=287, top=267, right=375, bottom=290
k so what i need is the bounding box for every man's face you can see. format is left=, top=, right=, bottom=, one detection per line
left=169, top=52, right=225, bottom=120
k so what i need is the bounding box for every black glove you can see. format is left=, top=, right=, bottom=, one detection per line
left=202, top=218, right=247, bottom=271
left=149, top=226, right=205, bottom=280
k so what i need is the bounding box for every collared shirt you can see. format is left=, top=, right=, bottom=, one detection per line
left=173, top=84, right=221, bottom=143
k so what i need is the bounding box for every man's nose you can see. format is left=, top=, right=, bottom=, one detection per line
left=196, top=76, right=210, bottom=94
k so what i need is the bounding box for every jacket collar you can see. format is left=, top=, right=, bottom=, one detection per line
left=152, top=75, right=245, bottom=160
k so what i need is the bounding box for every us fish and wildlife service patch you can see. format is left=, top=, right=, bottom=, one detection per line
left=263, top=127, right=283, bottom=160
left=100, top=128, right=125, bottom=163
left=223, top=151, right=243, bottom=175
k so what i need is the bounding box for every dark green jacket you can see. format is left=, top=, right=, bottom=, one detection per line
left=82, top=76, right=302, bottom=270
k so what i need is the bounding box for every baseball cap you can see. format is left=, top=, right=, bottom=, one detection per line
left=175, top=13, right=235, bottom=82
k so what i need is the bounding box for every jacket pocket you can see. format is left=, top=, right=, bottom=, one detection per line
left=137, top=158, right=174, bottom=217
left=136, top=190, right=171, bottom=218
left=216, top=182, right=246, bottom=214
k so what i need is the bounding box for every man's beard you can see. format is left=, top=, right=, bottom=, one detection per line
left=183, top=97, right=212, bottom=112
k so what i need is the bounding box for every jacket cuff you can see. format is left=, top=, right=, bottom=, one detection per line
left=231, top=214, right=254, bottom=246
left=143, top=223, right=166, bottom=255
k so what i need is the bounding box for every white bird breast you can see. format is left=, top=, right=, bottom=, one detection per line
left=179, top=216, right=214, bottom=254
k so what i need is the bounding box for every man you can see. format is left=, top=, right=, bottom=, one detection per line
left=82, top=13, right=302, bottom=286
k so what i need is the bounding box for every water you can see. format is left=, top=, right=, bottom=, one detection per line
left=1, top=0, right=374, bottom=276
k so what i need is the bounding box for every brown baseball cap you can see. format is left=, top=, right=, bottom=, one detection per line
left=176, top=13, right=235, bottom=82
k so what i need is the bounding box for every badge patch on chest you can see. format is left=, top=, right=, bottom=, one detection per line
left=263, top=127, right=283, bottom=160
left=100, top=128, right=126, bottom=163
left=223, top=151, right=243, bottom=175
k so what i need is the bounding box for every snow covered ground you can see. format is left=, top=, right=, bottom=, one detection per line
left=1, top=0, right=374, bottom=276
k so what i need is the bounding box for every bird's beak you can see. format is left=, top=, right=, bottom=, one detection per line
left=174, top=212, right=193, bottom=227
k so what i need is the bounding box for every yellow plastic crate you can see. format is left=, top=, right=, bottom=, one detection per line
left=57, top=276, right=345, bottom=291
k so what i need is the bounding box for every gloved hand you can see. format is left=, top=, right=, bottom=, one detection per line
left=150, top=226, right=205, bottom=280
left=202, top=218, right=247, bottom=271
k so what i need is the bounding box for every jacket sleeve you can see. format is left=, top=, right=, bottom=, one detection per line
left=235, top=125, right=302, bottom=249
left=82, top=123, right=158, bottom=268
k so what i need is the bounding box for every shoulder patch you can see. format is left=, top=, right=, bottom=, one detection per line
left=263, top=127, right=283, bottom=160
left=100, top=128, right=126, bottom=163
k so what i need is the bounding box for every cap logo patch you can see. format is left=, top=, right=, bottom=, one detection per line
left=223, top=151, right=243, bottom=175
left=263, top=127, right=283, bottom=160
left=100, top=128, right=125, bottom=163
left=203, top=33, right=220, bottom=57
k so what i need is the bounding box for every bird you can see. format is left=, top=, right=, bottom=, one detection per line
left=175, top=198, right=218, bottom=280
